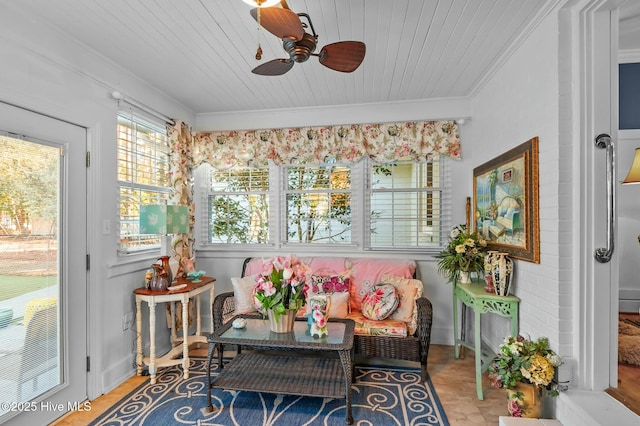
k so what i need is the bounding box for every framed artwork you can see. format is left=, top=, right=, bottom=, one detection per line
left=473, top=137, right=540, bottom=263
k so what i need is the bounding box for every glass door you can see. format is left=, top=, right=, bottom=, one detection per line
left=0, top=102, right=87, bottom=425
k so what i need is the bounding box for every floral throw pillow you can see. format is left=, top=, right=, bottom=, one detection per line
left=306, top=274, right=351, bottom=318
left=310, top=274, right=350, bottom=294
left=361, top=283, right=399, bottom=321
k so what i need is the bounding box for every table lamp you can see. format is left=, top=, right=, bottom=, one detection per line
left=623, top=148, right=640, bottom=185
left=622, top=148, right=640, bottom=247
left=139, top=204, right=189, bottom=281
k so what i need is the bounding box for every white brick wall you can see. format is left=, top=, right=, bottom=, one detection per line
left=468, top=12, right=565, bottom=352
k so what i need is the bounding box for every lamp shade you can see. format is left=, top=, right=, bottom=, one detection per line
left=139, top=205, right=189, bottom=234
left=623, top=148, right=640, bottom=185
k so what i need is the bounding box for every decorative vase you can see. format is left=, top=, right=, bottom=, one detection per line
left=492, top=253, right=514, bottom=296
left=268, top=308, right=297, bottom=333
left=157, top=256, right=173, bottom=285
left=308, top=294, right=332, bottom=338
left=458, top=270, right=472, bottom=284
left=150, top=264, right=169, bottom=291
left=506, top=382, right=543, bottom=418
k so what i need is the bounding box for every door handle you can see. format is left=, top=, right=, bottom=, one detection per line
left=594, top=133, right=615, bottom=263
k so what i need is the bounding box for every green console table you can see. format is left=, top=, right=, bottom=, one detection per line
left=453, top=281, right=520, bottom=400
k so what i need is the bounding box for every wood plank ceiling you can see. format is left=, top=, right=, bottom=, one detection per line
left=1, top=0, right=569, bottom=114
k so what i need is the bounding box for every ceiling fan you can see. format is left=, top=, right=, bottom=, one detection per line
left=248, top=1, right=366, bottom=76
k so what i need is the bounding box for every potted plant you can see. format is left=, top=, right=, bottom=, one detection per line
left=253, top=255, right=311, bottom=332
left=436, top=224, right=487, bottom=283
left=488, top=335, right=563, bottom=418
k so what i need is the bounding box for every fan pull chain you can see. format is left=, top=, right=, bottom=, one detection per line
left=255, top=7, right=263, bottom=60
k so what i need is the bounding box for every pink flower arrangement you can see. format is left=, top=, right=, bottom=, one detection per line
left=253, top=255, right=311, bottom=322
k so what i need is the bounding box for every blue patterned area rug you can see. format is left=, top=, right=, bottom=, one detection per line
left=89, top=357, right=449, bottom=426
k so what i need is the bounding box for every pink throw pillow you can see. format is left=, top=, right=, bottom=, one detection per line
left=346, top=258, right=416, bottom=312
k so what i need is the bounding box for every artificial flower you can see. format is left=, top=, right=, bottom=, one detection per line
left=436, top=224, right=488, bottom=282
left=253, top=255, right=311, bottom=322
left=488, top=335, right=563, bottom=398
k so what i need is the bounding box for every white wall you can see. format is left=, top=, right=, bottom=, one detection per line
left=0, top=8, right=195, bottom=398
left=469, top=10, right=563, bottom=354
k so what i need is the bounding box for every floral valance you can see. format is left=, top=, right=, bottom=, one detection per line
left=194, top=120, right=461, bottom=168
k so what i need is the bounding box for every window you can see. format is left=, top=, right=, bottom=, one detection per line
left=207, top=165, right=270, bottom=244
left=200, top=156, right=450, bottom=252
left=285, top=161, right=352, bottom=244
left=368, top=158, right=447, bottom=249
left=117, top=113, right=170, bottom=253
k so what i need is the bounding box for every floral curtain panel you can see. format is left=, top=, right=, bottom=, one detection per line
left=168, top=120, right=195, bottom=278
left=194, top=120, right=461, bottom=168
left=167, top=120, right=196, bottom=331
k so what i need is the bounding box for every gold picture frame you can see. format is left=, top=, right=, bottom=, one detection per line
left=473, top=137, right=540, bottom=263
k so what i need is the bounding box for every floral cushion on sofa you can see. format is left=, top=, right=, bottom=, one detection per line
left=361, top=283, right=399, bottom=321
left=346, top=311, right=408, bottom=338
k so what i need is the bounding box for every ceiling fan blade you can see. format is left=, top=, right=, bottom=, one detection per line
left=252, top=59, right=295, bottom=76
left=250, top=7, right=304, bottom=41
left=318, top=41, right=366, bottom=73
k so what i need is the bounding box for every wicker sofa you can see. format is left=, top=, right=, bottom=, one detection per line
left=212, top=256, right=433, bottom=379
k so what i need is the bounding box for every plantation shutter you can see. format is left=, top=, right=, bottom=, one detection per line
left=117, top=110, right=171, bottom=254
left=367, top=156, right=452, bottom=251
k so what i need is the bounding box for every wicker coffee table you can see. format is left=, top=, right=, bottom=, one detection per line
left=206, top=315, right=355, bottom=424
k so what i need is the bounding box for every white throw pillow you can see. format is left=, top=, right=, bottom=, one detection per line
left=305, top=291, right=350, bottom=319
left=326, top=291, right=350, bottom=318
left=382, top=273, right=424, bottom=335
left=231, top=274, right=258, bottom=314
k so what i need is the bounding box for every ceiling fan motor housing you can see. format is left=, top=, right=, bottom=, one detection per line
left=283, top=33, right=317, bottom=63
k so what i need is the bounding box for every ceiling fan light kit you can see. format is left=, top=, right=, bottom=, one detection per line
left=242, top=0, right=281, bottom=8
left=249, top=3, right=366, bottom=76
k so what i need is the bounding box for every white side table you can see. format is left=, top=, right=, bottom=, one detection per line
left=134, top=276, right=215, bottom=384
